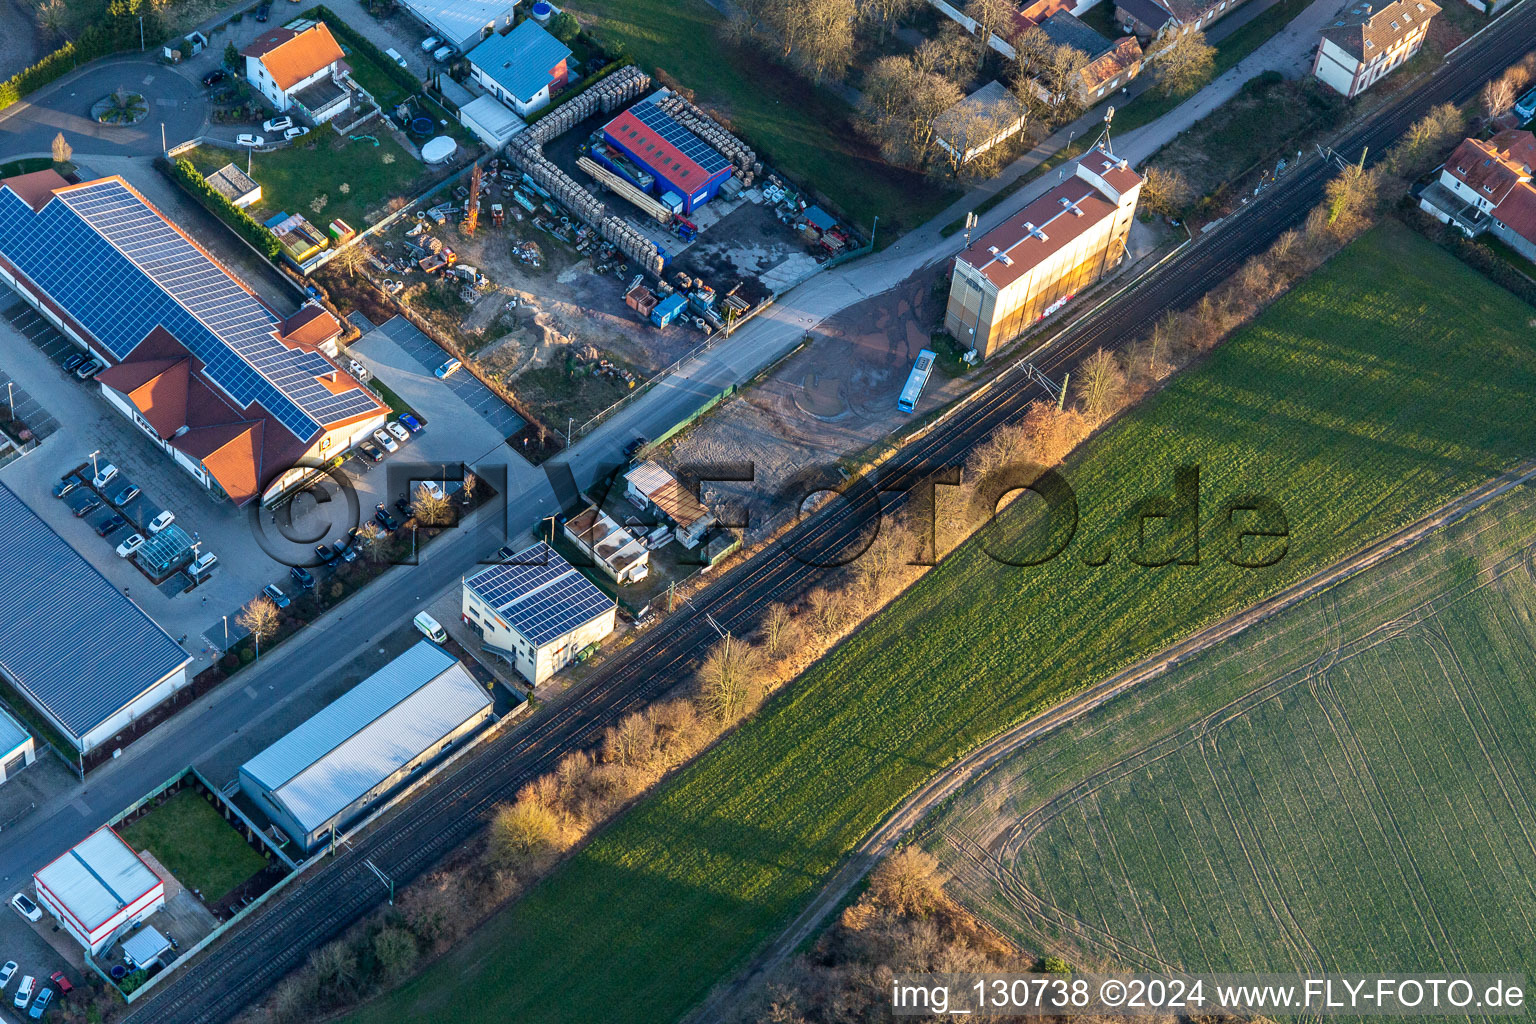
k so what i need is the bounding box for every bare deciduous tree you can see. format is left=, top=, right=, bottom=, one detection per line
left=964, top=0, right=1017, bottom=66
left=761, top=603, right=793, bottom=657
left=411, top=481, right=453, bottom=526
left=1138, top=166, right=1191, bottom=218
left=1483, top=76, right=1517, bottom=118
left=857, top=0, right=919, bottom=42
left=330, top=242, right=368, bottom=278
left=51, top=131, right=71, bottom=165
left=491, top=799, right=563, bottom=862
left=1149, top=29, right=1215, bottom=97
left=868, top=846, right=944, bottom=917
left=236, top=594, right=280, bottom=660
left=372, top=927, right=419, bottom=979
left=911, top=23, right=974, bottom=82
left=1074, top=348, right=1126, bottom=420
left=1324, top=158, right=1380, bottom=237
left=698, top=634, right=762, bottom=723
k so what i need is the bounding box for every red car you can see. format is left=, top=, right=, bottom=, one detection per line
left=47, top=972, right=71, bottom=994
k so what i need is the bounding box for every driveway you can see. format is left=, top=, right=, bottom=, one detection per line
left=0, top=55, right=207, bottom=159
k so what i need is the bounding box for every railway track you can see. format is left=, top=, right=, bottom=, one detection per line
left=128, top=12, right=1536, bottom=1019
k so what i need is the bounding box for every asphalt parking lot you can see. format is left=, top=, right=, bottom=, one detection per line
left=360, top=316, right=528, bottom=440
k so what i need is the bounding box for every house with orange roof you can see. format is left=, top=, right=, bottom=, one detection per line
left=1419, top=129, right=1536, bottom=264
left=0, top=169, right=386, bottom=507
left=241, top=22, right=354, bottom=123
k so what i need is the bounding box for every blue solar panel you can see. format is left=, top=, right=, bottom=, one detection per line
left=0, top=181, right=378, bottom=443
left=465, top=543, right=613, bottom=647
left=630, top=101, right=730, bottom=176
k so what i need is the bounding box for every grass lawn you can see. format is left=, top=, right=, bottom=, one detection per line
left=118, top=789, right=268, bottom=903
left=339, top=42, right=410, bottom=110
left=932, top=479, right=1536, bottom=976
left=564, top=0, right=958, bottom=236
left=343, top=219, right=1536, bottom=1024
left=187, top=130, right=429, bottom=229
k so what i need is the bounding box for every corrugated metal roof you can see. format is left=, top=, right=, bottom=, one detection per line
left=0, top=483, right=190, bottom=743
left=34, top=827, right=161, bottom=933
left=625, top=461, right=711, bottom=528
left=241, top=642, right=491, bottom=835
left=466, top=20, right=570, bottom=101
left=121, top=925, right=170, bottom=965
left=406, top=0, right=514, bottom=47
left=0, top=706, right=29, bottom=757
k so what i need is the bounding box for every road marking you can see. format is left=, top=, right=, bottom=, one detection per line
left=244, top=686, right=258, bottom=700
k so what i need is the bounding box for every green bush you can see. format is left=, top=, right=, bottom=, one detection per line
left=548, top=10, right=580, bottom=43
left=159, top=157, right=283, bottom=262
left=307, top=5, right=419, bottom=101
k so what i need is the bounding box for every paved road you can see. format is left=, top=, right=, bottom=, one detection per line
left=0, top=55, right=206, bottom=158
left=118, top=4, right=1536, bottom=1020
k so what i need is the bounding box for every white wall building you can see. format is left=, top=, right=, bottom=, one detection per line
left=1311, top=0, right=1438, bottom=99
left=34, top=827, right=165, bottom=954
left=462, top=542, right=617, bottom=685
left=241, top=22, right=353, bottom=123
left=564, top=506, right=650, bottom=585
left=624, top=461, right=716, bottom=549
left=0, top=708, right=35, bottom=784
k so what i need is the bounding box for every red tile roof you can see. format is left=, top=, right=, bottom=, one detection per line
left=279, top=303, right=342, bottom=350
left=1444, top=130, right=1536, bottom=205
left=0, top=169, right=71, bottom=212
left=244, top=22, right=345, bottom=92
left=1493, top=183, right=1536, bottom=246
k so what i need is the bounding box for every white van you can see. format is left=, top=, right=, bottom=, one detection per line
left=414, top=612, right=448, bottom=643
left=385, top=47, right=407, bottom=68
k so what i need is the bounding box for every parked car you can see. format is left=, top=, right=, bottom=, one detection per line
left=398, top=412, right=423, bottom=433
left=235, top=133, right=265, bottom=147
left=61, top=353, right=85, bottom=373
left=289, top=565, right=315, bottom=589
left=393, top=496, right=412, bottom=517
left=262, top=115, right=293, bottom=132
left=94, top=513, right=126, bottom=537
left=111, top=481, right=140, bottom=506
left=434, top=358, right=461, bottom=379
left=334, top=538, right=356, bottom=563
left=372, top=428, right=399, bottom=453
left=624, top=435, right=649, bottom=460
left=116, top=533, right=145, bottom=558
left=263, top=583, right=291, bottom=608
left=0, top=961, right=17, bottom=990
left=66, top=491, right=101, bottom=517
left=189, top=552, right=218, bottom=578
left=10, top=893, right=39, bottom=923
left=28, top=987, right=51, bottom=1019
left=146, top=509, right=176, bottom=534
left=374, top=504, right=399, bottom=531
left=51, top=473, right=81, bottom=498
left=13, top=974, right=32, bottom=1009
left=420, top=35, right=440, bottom=51
left=386, top=420, right=409, bottom=443
left=284, top=125, right=310, bottom=141
left=358, top=440, right=384, bottom=463
left=201, top=69, right=226, bottom=86
left=90, top=462, right=116, bottom=488
left=74, top=358, right=102, bottom=379
left=46, top=973, right=70, bottom=995
left=385, top=46, right=408, bottom=67
left=314, top=543, right=340, bottom=567
left=432, top=44, right=455, bottom=62
left=254, top=2, right=270, bottom=19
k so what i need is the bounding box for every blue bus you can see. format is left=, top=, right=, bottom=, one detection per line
left=897, top=349, right=937, bottom=413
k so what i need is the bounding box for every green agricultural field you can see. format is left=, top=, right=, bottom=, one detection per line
left=932, top=480, right=1536, bottom=976
left=118, top=789, right=269, bottom=903
left=187, top=131, right=429, bottom=230
left=346, top=220, right=1536, bottom=1024
left=564, top=0, right=956, bottom=236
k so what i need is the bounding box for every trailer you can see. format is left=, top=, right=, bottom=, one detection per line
left=650, top=292, right=688, bottom=328
left=626, top=283, right=658, bottom=317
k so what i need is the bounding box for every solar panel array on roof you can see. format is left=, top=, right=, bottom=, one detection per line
left=0, top=483, right=189, bottom=745
left=0, top=180, right=377, bottom=441
left=465, top=542, right=614, bottom=647
left=625, top=101, right=730, bottom=179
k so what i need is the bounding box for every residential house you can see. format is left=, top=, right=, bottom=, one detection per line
left=466, top=20, right=572, bottom=118
left=404, top=0, right=517, bottom=53
left=1311, top=0, right=1439, bottom=99
left=1114, top=0, right=1248, bottom=41
left=625, top=461, right=716, bottom=549
left=1035, top=12, right=1145, bottom=106
left=241, top=22, right=354, bottom=124
left=945, top=146, right=1142, bottom=358
left=1418, top=130, right=1536, bottom=262
left=934, top=81, right=1029, bottom=165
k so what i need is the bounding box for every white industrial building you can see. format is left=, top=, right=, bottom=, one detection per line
left=0, top=707, right=35, bottom=784
left=0, top=483, right=191, bottom=756
left=624, top=461, right=716, bottom=549
left=563, top=506, right=650, bottom=585
left=458, top=94, right=526, bottom=148
left=34, top=827, right=165, bottom=955
left=462, top=542, right=617, bottom=685
left=404, top=0, right=517, bottom=52
left=238, top=642, right=493, bottom=852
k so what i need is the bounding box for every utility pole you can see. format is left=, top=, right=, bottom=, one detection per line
left=138, top=15, right=144, bottom=51
left=962, top=211, right=977, bottom=249
left=89, top=448, right=101, bottom=481
left=667, top=580, right=675, bottom=612
left=870, top=214, right=878, bottom=250
left=364, top=859, right=394, bottom=905
left=6, top=381, right=13, bottom=419
left=1057, top=371, right=1070, bottom=411
left=161, top=122, right=166, bottom=155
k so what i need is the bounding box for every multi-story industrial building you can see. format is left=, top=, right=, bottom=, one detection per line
left=944, top=146, right=1142, bottom=359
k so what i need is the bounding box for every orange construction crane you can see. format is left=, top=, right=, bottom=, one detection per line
left=463, top=164, right=482, bottom=237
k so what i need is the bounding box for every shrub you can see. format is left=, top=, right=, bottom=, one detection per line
left=159, top=157, right=283, bottom=262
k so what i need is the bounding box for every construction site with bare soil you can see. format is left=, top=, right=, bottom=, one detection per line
left=338, top=65, right=862, bottom=434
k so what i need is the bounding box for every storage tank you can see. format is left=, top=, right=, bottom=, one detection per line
left=421, top=136, right=457, bottom=164
left=530, top=1, right=554, bottom=22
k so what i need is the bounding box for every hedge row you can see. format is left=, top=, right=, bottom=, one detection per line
left=307, top=4, right=420, bottom=102
left=160, top=156, right=283, bottom=262
left=0, top=11, right=154, bottom=111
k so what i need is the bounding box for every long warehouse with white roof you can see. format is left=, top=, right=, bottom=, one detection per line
left=34, top=826, right=165, bottom=954
left=237, top=642, right=493, bottom=852
left=462, top=542, right=617, bottom=686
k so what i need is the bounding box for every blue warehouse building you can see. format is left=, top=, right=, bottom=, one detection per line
left=598, top=98, right=733, bottom=215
